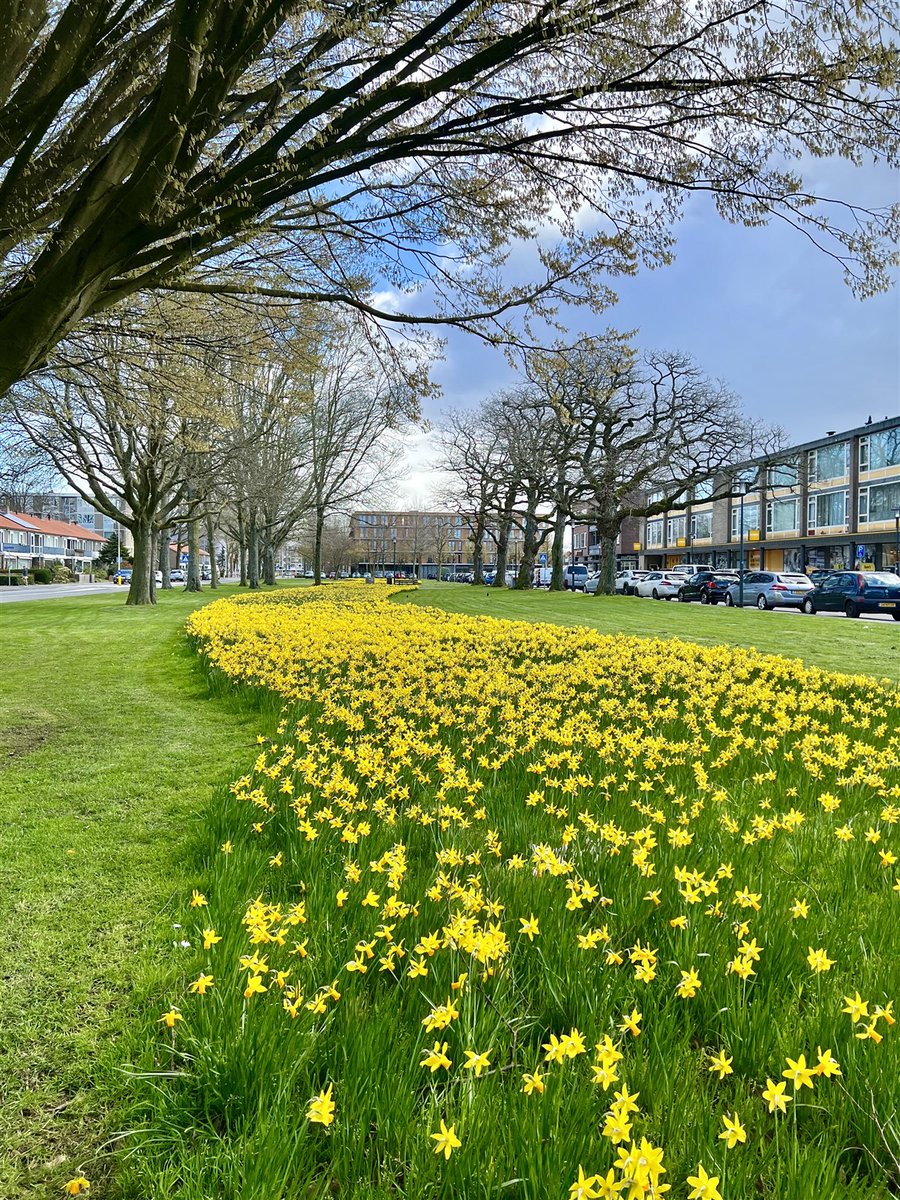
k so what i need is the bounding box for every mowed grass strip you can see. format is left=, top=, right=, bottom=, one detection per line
left=397, top=583, right=900, bottom=681
left=0, top=586, right=293, bottom=1198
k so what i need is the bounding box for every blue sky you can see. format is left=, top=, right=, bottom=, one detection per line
left=399, top=172, right=900, bottom=501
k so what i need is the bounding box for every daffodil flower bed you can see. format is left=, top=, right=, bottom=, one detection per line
left=126, top=584, right=898, bottom=1199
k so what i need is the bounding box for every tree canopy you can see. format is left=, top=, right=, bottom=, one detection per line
left=1, top=0, right=898, bottom=393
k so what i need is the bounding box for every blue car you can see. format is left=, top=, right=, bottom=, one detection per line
left=801, top=571, right=900, bottom=619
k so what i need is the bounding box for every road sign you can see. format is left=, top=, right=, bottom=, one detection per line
left=856, top=544, right=867, bottom=561
left=539, top=553, right=547, bottom=565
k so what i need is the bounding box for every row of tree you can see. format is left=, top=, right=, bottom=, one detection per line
left=1, top=296, right=417, bottom=603
left=438, top=339, right=781, bottom=593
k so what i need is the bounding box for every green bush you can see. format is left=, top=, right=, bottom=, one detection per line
left=0, top=573, right=24, bottom=586
left=32, top=567, right=53, bottom=584
left=49, top=562, right=73, bottom=583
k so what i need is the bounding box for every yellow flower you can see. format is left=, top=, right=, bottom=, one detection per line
left=569, top=1166, right=601, bottom=1199
left=64, top=1178, right=90, bottom=1195
left=463, top=1049, right=491, bottom=1077
left=430, top=1118, right=461, bottom=1159
left=201, top=928, right=221, bottom=950
left=189, top=890, right=208, bottom=908
left=718, top=1112, right=747, bottom=1148
left=307, top=1083, right=335, bottom=1126
left=762, top=1078, right=791, bottom=1114
left=707, top=1050, right=733, bottom=1079
left=686, top=1164, right=722, bottom=1200
left=806, top=946, right=834, bottom=973
left=420, top=1041, right=452, bottom=1072
left=618, top=1008, right=641, bottom=1037
left=783, top=1054, right=815, bottom=1090
left=159, top=1008, right=183, bottom=1028
left=188, top=973, right=214, bottom=995
left=519, top=914, right=540, bottom=940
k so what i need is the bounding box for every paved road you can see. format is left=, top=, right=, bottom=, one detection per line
left=0, top=581, right=123, bottom=603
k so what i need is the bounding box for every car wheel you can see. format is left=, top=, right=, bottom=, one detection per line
left=652, top=588, right=660, bottom=600
left=699, top=592, right=709, bottom=604
left=679, top=590, right=689, bottom=602
left=802, top=598, right=815, bottom=615
left=709, top=599, right=719, bottom=605
left=844, top=601, right=860, bottom=618
left=725, top=593, right=735, bottom=607
left=756, top=594, right=768, bottom=611
left=892, top=613, right=900, bottom=622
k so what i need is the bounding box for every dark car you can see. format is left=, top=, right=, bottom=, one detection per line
left=802, top=571, right=900, bottom=620
left=677, top=571, right=739, bottom=605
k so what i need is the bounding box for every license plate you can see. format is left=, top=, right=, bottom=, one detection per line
left=878, top=601, right=896, bottom=608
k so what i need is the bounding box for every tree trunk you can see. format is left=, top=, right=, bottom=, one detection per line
left=158, top=528, right=172, bottom=589
left=514, top=502, right=539, bottom=589
left=314, top=509, right=325, bottom=585
left=248, top=514, right=260, bottom=589
left=492, top=523, right=509, bottom=587
left=263, top=541, right=276, bottom=585
left=125, top=516, right=155, bottom=605
left=206, top=514, right=219, bottom=588
left=471, top=517, right=485, bottom=584
left=550, top=506, right=566, bottom=590
left=175, top=527, right=184, bottom=576
left=186, top=518, right=202, bottom=592
left=596, top=528, right=618, bottom=595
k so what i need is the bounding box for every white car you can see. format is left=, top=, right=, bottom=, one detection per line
left=615, top=569, right=649, bottom=595
left=635, top=571, right=683, bottom=600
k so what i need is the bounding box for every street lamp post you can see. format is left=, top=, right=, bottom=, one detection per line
left=391, top=527, right=397, bottom=576
left=894, top=508, right=899, bottom=573
left=734, top=481, right=749, bottom=607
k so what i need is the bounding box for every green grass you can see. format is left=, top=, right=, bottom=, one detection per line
left=1, top=580, right=896, bottom=1197
left=397, top=583, right=900, bottom=681
left=0, top=585, right=295, bottom=1198
left=113, top=586, right=899, bottom=1200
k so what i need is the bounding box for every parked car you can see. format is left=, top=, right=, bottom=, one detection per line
left=533, top=566, right=553, bottom=588
left=635, top=571, right=683, bottom=600
left=669, top=562, right=713, bottom=576
left=677, top=571, right=739, bottom=604
left=563, top=565, right=589, bottom=590
left=801, top=571, right=900, bottom=619
left=584, top=572, right=602, bottom=594
left=155, top=570, right=163, bottom=585
left=724, top=571, right=814, bottom=609
left=111, top=568, right=132, bottom=585
left=170, top=568, right=185, bottom=582
left=615, top=569, right=648, bottom=595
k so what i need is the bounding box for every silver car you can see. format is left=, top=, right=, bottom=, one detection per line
left=725, top=571, right=814, bottom=609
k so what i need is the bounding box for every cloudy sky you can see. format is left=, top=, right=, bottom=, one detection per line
left=395, top=164, right=900, bottom=505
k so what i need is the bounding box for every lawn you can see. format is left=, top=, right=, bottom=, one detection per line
left=114, top=585, right=899, bottom=1200
left=0, top=584, right=292, bottom=1198
left=0, top=580, right=896, bottom=1199
left=398, top=583, right=900, bottom=682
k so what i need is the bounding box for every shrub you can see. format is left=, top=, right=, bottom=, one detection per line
left=32, top=567, right=53, bottom=584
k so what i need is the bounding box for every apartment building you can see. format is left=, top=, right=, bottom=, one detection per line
left=14, top=490, right=121, bottom=541
left=0, top=511, right=106, bottom=572
left=639, top=416, right=900, bottom=573
left=570, top=515, right=644, bottom=572
left=349, top=509, right=527, bottom=577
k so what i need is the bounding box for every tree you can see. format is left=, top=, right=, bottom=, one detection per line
left=303, top=323, right=414, bottom=585
left=1, top=2, right=897, bottom=396
left=436, top=410, right=506, bottom=585
left=551, top=341, right=782, bottom=593
left=0, top=419, right=54, bottom=509
left=5, top=296, right=295, bottom=603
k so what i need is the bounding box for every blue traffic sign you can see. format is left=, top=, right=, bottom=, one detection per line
left=539, top=553, right=547, bottom=564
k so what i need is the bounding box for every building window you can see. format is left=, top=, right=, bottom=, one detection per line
left=807, top=490, right=848, bottom=528
left=766, top=498, right=799, bottom=533
left=693, top=479, right=713, bottom=502
left=858, top=481, right=900, bottom=523
left=690, top=511, right=712, bottom=539
left=666, top=515, right=686, bottom=543
left=730, top=502, right=760, bottom=538
left=766, top=459, right=800, bottom=488
left=860, top=430, right=900, bottom=472
left=646, top=519, right=663, bottom=547
left=807, top=442, right=848, bottom=483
